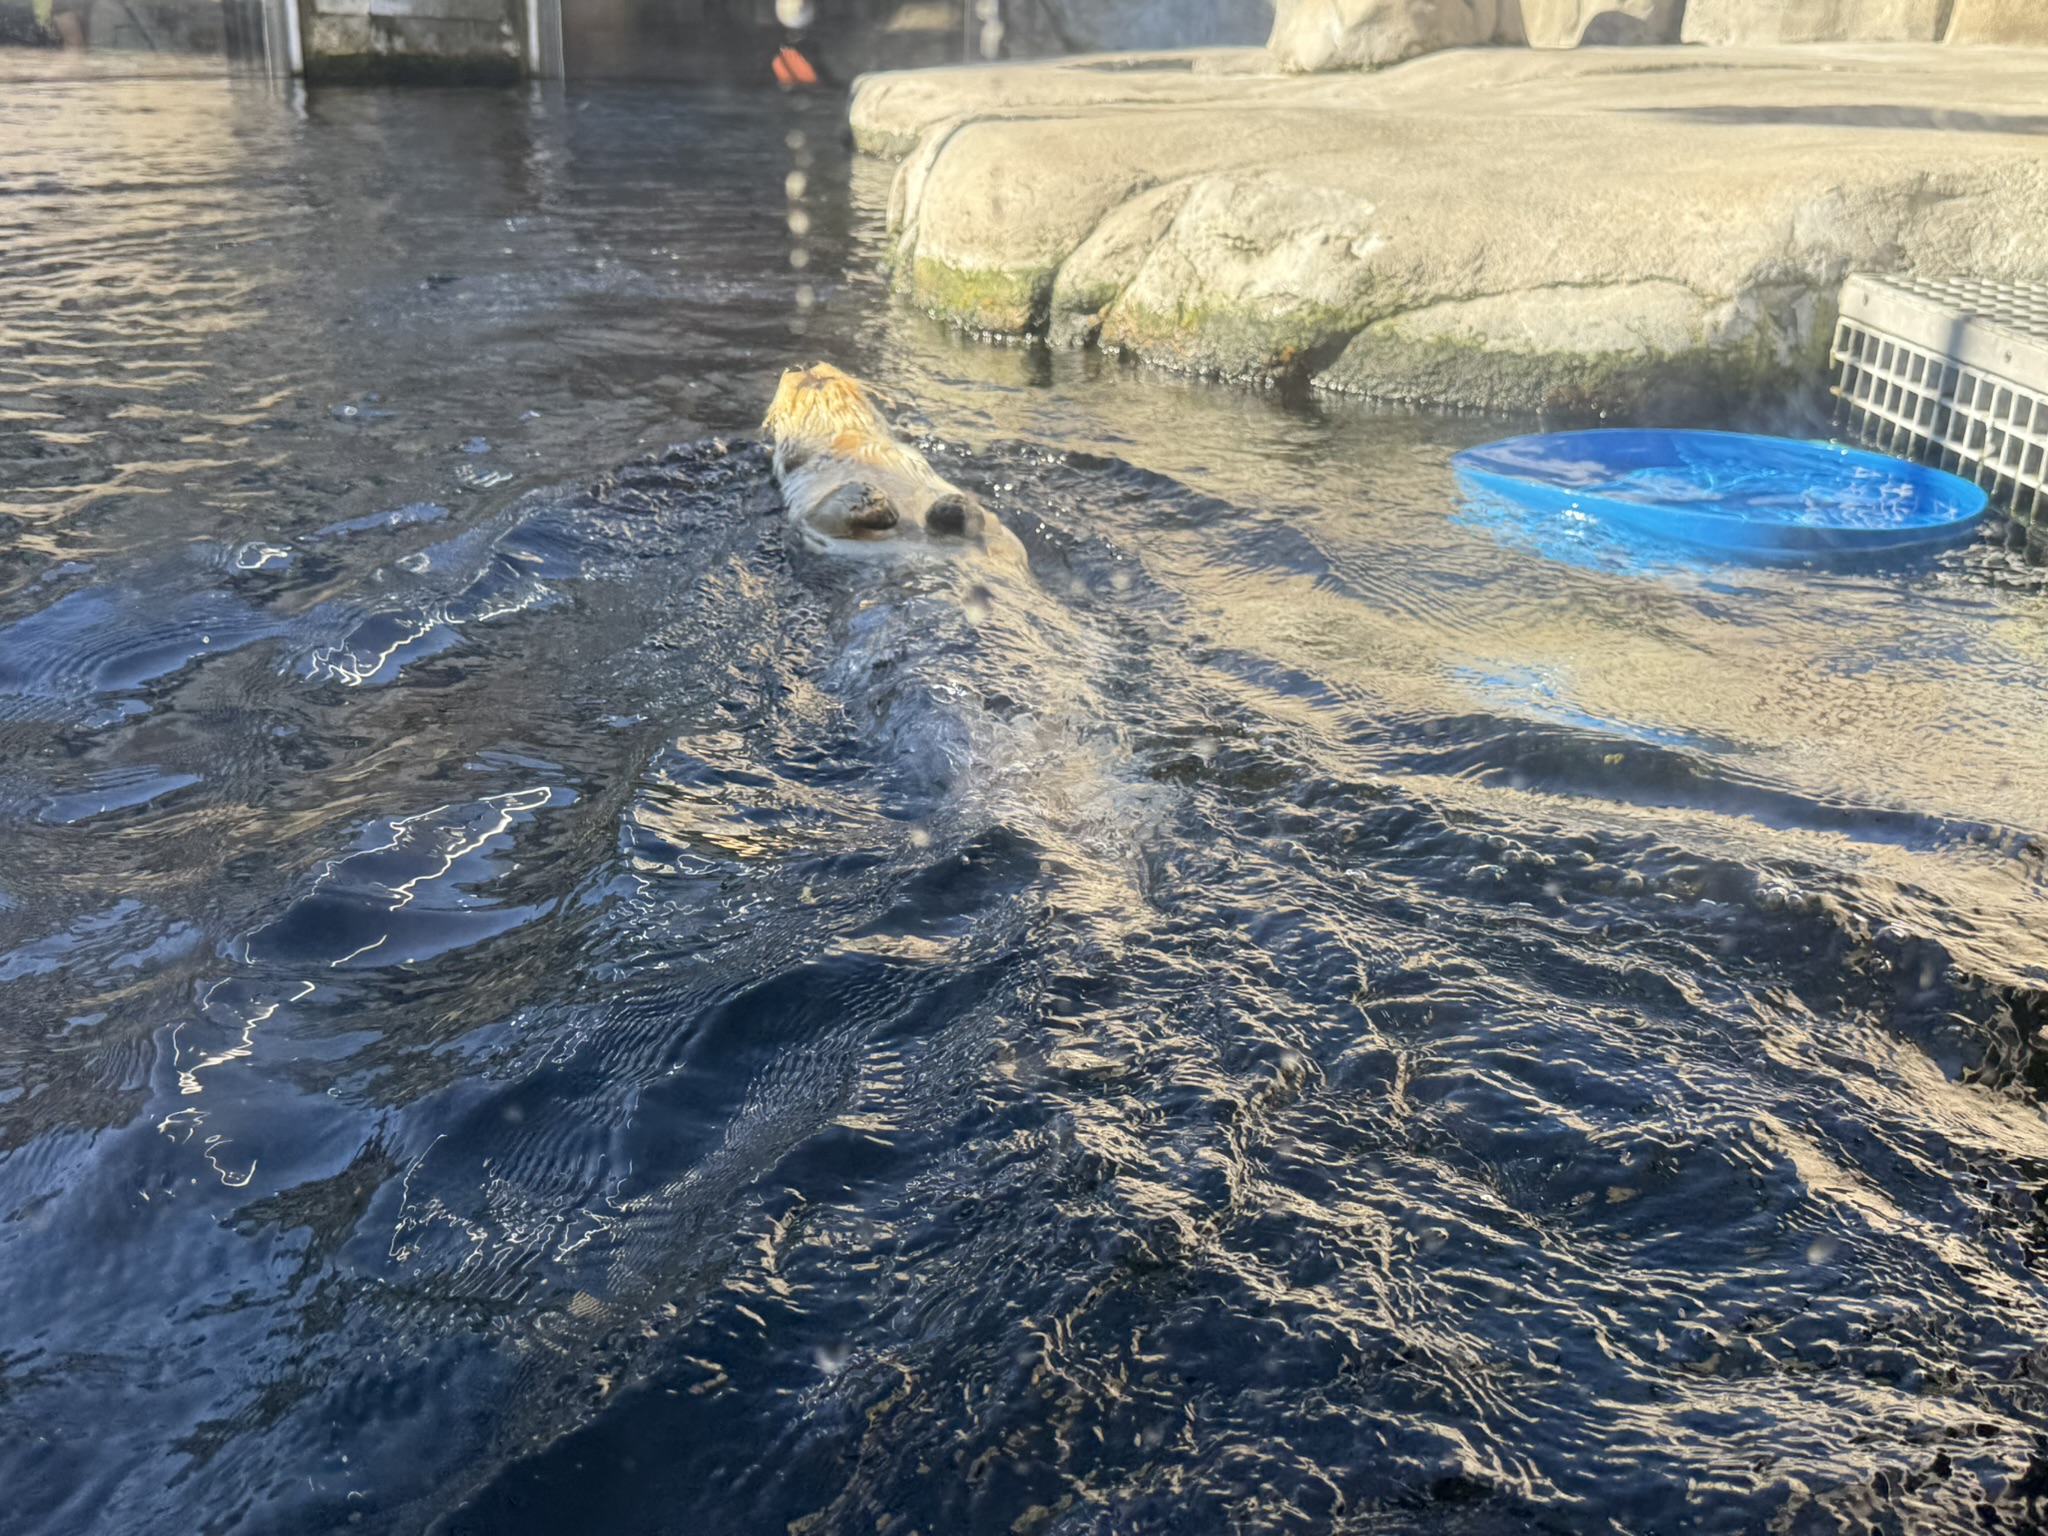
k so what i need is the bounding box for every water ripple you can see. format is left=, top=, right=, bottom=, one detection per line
left=4, top=68, right=2048, bottom=1536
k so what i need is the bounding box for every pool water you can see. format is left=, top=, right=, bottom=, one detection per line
left=6, top=57, right=2048, bottom=1536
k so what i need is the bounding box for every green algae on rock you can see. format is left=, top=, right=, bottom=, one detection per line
left=854, top=43, right=2048, bottom=417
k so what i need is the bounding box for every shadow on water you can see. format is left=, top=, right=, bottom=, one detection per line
left=6, top=56, right=2048, bottom=1536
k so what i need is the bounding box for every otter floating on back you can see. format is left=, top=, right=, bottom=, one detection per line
left=762, top=363, right=1029, bottom=573
left=760, top=363, right=1161, bottom=953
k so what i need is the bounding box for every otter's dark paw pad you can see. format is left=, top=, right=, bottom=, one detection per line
left=848, top=488, right=899, bottom=532
left=925, top=495, right=977, bottom=536
left=807, top=481, right=901, bottom=539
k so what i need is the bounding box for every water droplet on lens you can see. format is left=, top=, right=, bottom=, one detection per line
left=785, top=171, right=808, bottom=200
left=1807, top=1235, right=1840, bottom=1264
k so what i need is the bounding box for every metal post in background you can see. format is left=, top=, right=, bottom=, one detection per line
left=224, top=0, right=300, bottom=74
left=255, top=0, right=302, bottom=74
left=525, top=0, right=563, bottom=78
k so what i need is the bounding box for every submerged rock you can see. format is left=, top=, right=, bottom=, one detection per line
left=854, top=43, right=2048, bottom=414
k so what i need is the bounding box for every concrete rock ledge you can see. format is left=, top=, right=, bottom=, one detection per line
left=852, top=45, right=2048, bottom=414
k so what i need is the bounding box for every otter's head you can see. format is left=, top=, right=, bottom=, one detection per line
left=764, top=362, right=1030, bottom=572
left=762, top=362, right=894, bottom=480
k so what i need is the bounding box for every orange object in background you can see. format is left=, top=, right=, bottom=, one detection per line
left=771, top=46, right=818, bottom=87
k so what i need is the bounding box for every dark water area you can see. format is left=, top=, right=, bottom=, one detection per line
left=7, top=54, right=2048, bottom=1536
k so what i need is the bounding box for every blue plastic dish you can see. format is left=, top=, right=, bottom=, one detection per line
left=1452, top=429, right=1989, bottom=560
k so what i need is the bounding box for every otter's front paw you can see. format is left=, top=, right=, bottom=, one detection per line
left=812, top=481, right=899, bottom=536
left=924, top=494, right=980, bottom=537
left=847, top=486, right=899, bottom=532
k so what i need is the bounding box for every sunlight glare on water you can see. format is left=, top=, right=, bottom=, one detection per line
left=3, top=55, right=2048, bottom=1536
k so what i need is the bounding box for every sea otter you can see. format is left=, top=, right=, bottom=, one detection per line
left=762, top=362, right=1029, bottom=572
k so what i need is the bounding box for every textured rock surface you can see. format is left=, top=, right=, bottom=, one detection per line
left=852, top=45, right=2048, bottom=413
left=1680, top=0, right=1946, bottom=44
left=1517, top=0, right=1684, bottom=46
left=1945, top=0, right=2048, bottom=45
left=1265, top=0, right=1496, bottom=70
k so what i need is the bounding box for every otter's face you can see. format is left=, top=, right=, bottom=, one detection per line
left=763, top=363, right=891, bottom=480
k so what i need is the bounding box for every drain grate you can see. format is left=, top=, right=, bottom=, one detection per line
left=1830, top=273, right=2048, bottom=526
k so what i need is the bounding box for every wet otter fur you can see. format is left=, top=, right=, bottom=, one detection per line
left=762, top=363, right=1028, bottom=572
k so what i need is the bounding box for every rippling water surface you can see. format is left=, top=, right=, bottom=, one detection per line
left=6, top=55, right=2048, bottom=1536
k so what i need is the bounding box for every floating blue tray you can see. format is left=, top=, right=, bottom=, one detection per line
left=1452, top=429, right=1989, bottom=560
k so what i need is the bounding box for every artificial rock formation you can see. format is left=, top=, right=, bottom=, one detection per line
left=1944, top=0, right=2048, bottom=45
left=1266, top=0, right=1497, bottom=71
left=852, top=43, right=2048, bottom=415
left=1679, top=0, right=1946, bottom=44
left=1515, top=0, right=1684, bottom=46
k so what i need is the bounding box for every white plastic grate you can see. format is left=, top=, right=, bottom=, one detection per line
left=1830, top=273, right=2048, bottom=526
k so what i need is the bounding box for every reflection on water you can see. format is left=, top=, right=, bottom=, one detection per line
left=6, top=58, right=2048, bottom=1536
